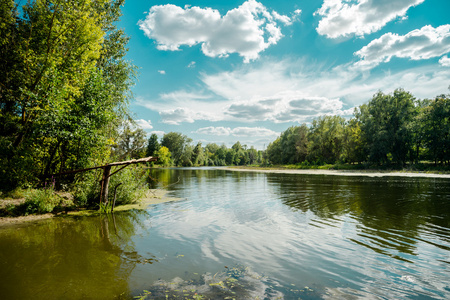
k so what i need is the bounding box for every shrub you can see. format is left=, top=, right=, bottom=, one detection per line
left=20, top=188, right=60, bottom=215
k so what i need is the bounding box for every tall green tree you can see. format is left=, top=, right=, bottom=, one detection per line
left=266, top=137, right=282, bottom=165
left=155, top=146, right=172, bottom=167
left=422, top=95, right=450, bottom=165
left=342, top=117, right=366, bottom=164
left=146, top=133, right=160, bottom=157
left=161, top=132, right=192, bottom=166
left=308, top=116, right=346, bottom=164
left=114, top=122, right=146, bottom=159
left=192, top=142, right=205, bottom=166
left=0, top=0, right=135, bottom=189
left=359, top=89, right=416, bottom=165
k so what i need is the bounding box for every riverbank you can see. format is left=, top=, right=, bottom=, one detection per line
left=0, top=188, right=179, bottom=226
left=224, top=166, right=450, bottom=178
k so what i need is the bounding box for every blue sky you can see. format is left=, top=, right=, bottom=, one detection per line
left=120, top=0, right=450, bottom=149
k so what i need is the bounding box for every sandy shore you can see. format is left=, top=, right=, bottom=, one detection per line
left=224, top=167, right=450, bottom=179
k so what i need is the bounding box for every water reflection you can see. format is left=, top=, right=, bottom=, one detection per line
left=268, top=174, right=450, bottom=261
left=0, top=210, right=149, bottom=299
left=146, top=168, right=450, bottom=298
left=2, top=169, right=450, bottom=299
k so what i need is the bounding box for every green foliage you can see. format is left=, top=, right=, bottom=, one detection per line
left=264, top=89, right=449, bottom=169
left=146, top=133, right=160, bottom=157
left=0, top=0, right=135, bottom=190
left=155, top=146, right=173, bottom=167
left=422, top=95, right=450, bottom=164
left=308, top=116, right=346, bottom=164
left=161, top=132, right=192, bottom=166
left=266, top=125, right=309, bottom=165
left=21, top=188, right=60, bottom=215
left=358, top=89, right=416, bottom=165
left=113, top=121, right=147, bottom=159
left=108, top=166, right=148, bottom=206
left=73, top=166, right=148, bottom=208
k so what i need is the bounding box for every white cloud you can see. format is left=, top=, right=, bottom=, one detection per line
left=194, top=126, right=278, bottom=137
left=159, top=108, right=197, bottom=125
left=150, top=131, right=165, bottom=137
left=137, top=59, right=450, bottom=126
left=439, top=55, right=450, bottom=67
left=138, top=0, right=293, bottom=62
left=135, top=119, right=153, bottom=129
left=315, top=0, right=424, bottom=38
left=195, top=127, right=231, bottom=136
left=158, top=70, right=166, bottom=75
left=160, top=90, right=211, bottom=102
left=354, top=25, right=450, bottom=69
left=187, top=61, right=196, bottom=68
left=232, top=127, right=279, bottom=137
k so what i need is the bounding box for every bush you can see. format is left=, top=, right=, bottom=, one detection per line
left=20, top=188, right=60, bottom=215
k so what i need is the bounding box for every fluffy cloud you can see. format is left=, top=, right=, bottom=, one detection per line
left=439, top=55, right=450, bottom=67
left=150, top=131, right=165, bottom=138
left=354, top=25, right=450, bottom=69
left=225, top=95, right=350, bottom=123
left=135, top=119, right=153, bottom=129
left=194, top=127, right=278, bottom=137
left=138, top=0, right=296, bottom=62
left=315, top=0, right=424, bottom=38
left=159, top=108, right=197, bottom=125
left=158, top=70, right=166, bottom=75
left=137, top=59, right=450, bottom=126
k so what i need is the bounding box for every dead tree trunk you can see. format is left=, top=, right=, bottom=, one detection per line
left=48, top=156, right=158, bottom=207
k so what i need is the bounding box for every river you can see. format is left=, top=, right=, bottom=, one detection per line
left=1, top=167, right=449, bottom=299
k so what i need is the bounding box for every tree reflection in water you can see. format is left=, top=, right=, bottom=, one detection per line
left=0, top=210, right=151, bottom=299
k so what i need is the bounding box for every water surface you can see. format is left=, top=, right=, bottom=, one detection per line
left=1, top=168, right=449, bottom=299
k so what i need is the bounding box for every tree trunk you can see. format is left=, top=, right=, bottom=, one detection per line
left=100, top=166, right=111, bottom=204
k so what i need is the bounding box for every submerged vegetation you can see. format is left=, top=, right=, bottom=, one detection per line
left=134, top=265, right=319, bottom=300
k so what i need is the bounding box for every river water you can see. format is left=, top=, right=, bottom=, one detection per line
left=1, top=168, right=449, bottom=299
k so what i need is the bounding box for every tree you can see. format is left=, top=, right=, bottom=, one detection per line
left=358, top=89, right=416, bottom=165
left=225, top=149, right=236, bottom=165
left=231, top=141, right=243, bottom=152
left=247, top=146, right=258, bottom=165
left=146, top=133, right=160, bottom=157
left=180, top=144, right=194, bottom=167
left=266, top=137, right=282, bottom=165
left=308, top=116, right=345, bottom=164
left=422, top=95, right=450, bottom=165
left=155, top=146, right=172, bottom=167
left=0, top=0, right=136, bottom=189
left=342, top=117, right=366, bottom=164
left=161, top=132, right=192, bottom=166
left=114, top=122, right=147, bottom=159
left=278, top=125, right=309, bottom=164
left=192, top=142, right=205, bottom=166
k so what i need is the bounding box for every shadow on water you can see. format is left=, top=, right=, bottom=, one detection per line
left=0, top=210, right=151, bottom=300
left=267, top=173, right=450, bottom=261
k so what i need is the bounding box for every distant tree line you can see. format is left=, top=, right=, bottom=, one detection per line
left=266, top=89, right=450, bottom=167
left=120, top=89, right=449, bottom=169
left=144, top=132, right=264, bottom=167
